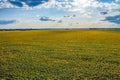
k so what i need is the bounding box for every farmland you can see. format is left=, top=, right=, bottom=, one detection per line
left=0, top=30, right=120, bottom=80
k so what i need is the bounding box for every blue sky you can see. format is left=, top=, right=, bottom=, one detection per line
left=0, top=0, right=120, bottom=29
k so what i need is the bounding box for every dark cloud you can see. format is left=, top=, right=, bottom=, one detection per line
left=73, top=14, right=76, bottom=17
left=100, top=12, right=108, bottom=15
left=63, top=15, right=70, bottom=18
left=40, top=16, right=55, bottom=22
left=103, top=15, right=120, bottom=24
left=8, top=0, right=49, bottom=7
left=58, top=20, right=62, bottom=23
left=0, top=20, right=16, bottom=25
left=63, top=14, right=76, bottom=18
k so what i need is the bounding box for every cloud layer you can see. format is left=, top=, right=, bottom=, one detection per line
left=0, top=0, right=120, bottom=26
left=0, top=0, right=120, bottom=13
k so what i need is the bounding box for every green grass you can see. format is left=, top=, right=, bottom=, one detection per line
left=0, top=30, right=120, bottom=80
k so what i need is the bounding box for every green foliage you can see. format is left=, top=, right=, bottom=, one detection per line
left=0, top=30, right=120, bottom=80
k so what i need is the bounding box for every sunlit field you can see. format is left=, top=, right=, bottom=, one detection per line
left=0, top=30, right=120, bottom=80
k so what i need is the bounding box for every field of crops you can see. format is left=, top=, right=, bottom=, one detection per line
left=0, top=30, right=120, bottom=80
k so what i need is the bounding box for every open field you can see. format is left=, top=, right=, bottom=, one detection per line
left=0, top=30, right=120, bottom=80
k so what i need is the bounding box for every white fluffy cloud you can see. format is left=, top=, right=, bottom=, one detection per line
left=0, top=0, right=15, bottom=8
left=54, top=0, right=120, bottom=12
left=0, top=0, right=120, bottom=13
